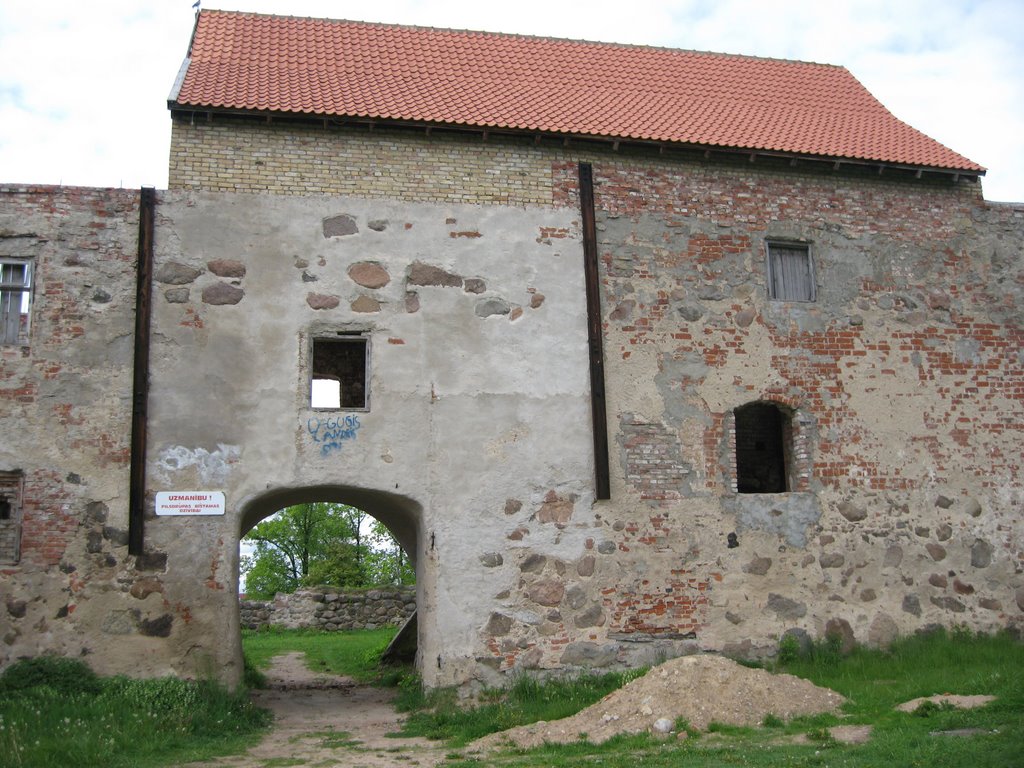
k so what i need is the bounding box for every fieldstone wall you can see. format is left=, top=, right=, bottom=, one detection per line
left=240, top=587, right=416, bottom=631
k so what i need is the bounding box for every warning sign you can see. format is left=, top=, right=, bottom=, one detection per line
left=155, top=491, right=225, bottom=516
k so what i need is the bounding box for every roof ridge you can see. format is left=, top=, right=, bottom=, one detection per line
left=197, top=8, right=848, bottom=70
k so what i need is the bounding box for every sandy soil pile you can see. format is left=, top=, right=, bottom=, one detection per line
left=472, top=654, right=846, bottom=749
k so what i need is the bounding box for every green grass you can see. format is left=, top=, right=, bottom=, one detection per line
left=0, top=656, right=271, bottom=768
left=413, top=629, right=1024, bottom=767
left=241, top=624, right=399, bottom=682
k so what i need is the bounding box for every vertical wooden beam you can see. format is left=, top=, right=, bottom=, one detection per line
left=129, top=188, right=156, bottom=556
left=578, top=163, right=611, bottom=500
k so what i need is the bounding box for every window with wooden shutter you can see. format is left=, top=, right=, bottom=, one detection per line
left=766, top=243, right=814, bottom=302
left=0, top=258, right=32, bottom=345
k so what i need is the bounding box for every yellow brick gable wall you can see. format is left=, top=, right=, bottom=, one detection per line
left=169, top=121, right=557, bottom=205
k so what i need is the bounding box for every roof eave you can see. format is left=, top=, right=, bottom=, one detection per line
left=167, top=105, right=985, bottom=181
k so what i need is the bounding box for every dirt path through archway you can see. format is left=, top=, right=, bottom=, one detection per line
left=183, top=652, right=447, bottom=768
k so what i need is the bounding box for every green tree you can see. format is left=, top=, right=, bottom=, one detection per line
left=364, top=520, right=415, bottom=585
left=241, top=502, right=411, bottom=598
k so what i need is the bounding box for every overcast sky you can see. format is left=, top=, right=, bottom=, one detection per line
left=1, top=0, right=1021, bottom=202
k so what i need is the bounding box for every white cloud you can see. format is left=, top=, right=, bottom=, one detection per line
left=0, top=0, right=1020, bottom=200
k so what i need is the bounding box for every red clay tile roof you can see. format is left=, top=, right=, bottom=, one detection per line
left=171, top=10, right=983, bottom=173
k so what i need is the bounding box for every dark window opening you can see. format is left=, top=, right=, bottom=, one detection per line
left=1, top=259, right=32, bottom=345
left=312, top=334, right=368, bottom=409
left=735, top=402, right=790, bottom=493
left=767, top=242, right=814, bottom=302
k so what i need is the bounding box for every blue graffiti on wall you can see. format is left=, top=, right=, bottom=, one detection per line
left=307, top=414, right=361, bottom=456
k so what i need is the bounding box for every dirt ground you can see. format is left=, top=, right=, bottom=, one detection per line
left=181, top=651, right=1001, bottom=765
left=183, top=652, right=853, bottom=767
left=182, top=652, right=447, bottom=768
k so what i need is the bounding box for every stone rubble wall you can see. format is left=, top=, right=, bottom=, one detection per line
left=239, top=587, right=415, bottom=632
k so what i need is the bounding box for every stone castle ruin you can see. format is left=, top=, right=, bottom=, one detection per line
left=1, top=11, right=1022, bottom=690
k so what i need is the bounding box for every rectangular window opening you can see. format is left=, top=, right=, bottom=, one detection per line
left=311, top=334, right=368, bottom=410
left=735, top=402, right=789, bottom=493
left=0, top=471, right=23, bottom=565
left=1, top=258, right=33, bottom=345
left=766, top=242, right=814, bottom=302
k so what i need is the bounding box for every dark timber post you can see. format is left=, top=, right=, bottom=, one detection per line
left=129, top=188, right=156, bottom=555
left=578, top=163, right=611, bottom=499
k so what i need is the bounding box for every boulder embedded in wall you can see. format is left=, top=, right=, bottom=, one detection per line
left=936, top=523, right=953, bottom=542
left=819, top=553, right=845, bottom=569
left=527, top=579, right=564, bottom=607
left=824, top=618, right=856, bottom=655
left=560, top=641, right=617, bottom=667
left=734, top=307, right=757, bottom=328
left=323, top=214, right=358, bottom=237
left=138, top=614, right=173, bottom=637
left=347, top=262, right=391, bottom=289
left=520, top=554, right=547, bottom=574
left=485, top=612, right=513, bottom=636
left=962, top=498, right=983, bottom=518
left=351, top=295, right=382, bottom=313
left=925, top=543, right=947, bottom=562
left=6, top=600, right=26, bottom=619
left=902, top=595, right=921, bottom=616
left=837, top=501, right=867, bottom=522
left=102, top=610, right=138, bottom=636
left=574, top=604, right=606, bottom=628
left=164, top=288, right=189, bottom=303
left=609, top=299, right=635, bottom=321
left=463, top=278, right=486, bottom=294
left=868, top=613, right=899, bottom=648
left=577, top=555, right=595, bottom=577
left=930, top=596, right=966, bottom=613
left=407, top=262, right=462, bottom=287
left=766, top=593, right=806, bottom=620
left=202, top=283, right=244, bottom=305
left=970, top=539, right=994, bottom=568
left=479, top=552, right=503, bottom=567
left=935, top=495, right=954, bottom=509
left=515, top=647, right=543, bottom=669
left=743, top=556, right=772, bottom=576
left=306, top=293, right=340, bottom=310
left=1015, top=586, right=1024, bottom=612
left=565, top=585, right=588, bottom=610
left=130, top=578, right=164, bottom=600
left=926, top=288, right=951, bottom=310
left=156, top=262, right=202, bottom=285
left=475, top=298, right=510, bottom=317
left=537, top=491, right=575, bottom=524
left=952, top=579, right=974, bottom=595
left=207, top=259, right=246, bottom=278
left=883, top=545, right=903, bottom=568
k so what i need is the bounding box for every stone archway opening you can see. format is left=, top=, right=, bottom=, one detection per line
left=235, top=485, right=423, bottom=674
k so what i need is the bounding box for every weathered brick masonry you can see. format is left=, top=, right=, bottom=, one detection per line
left=2, top=119, right=1021, bottom=687
left=172, top=120, right=1024, bottom=663
left=0, top=187, right=164, bottom=670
